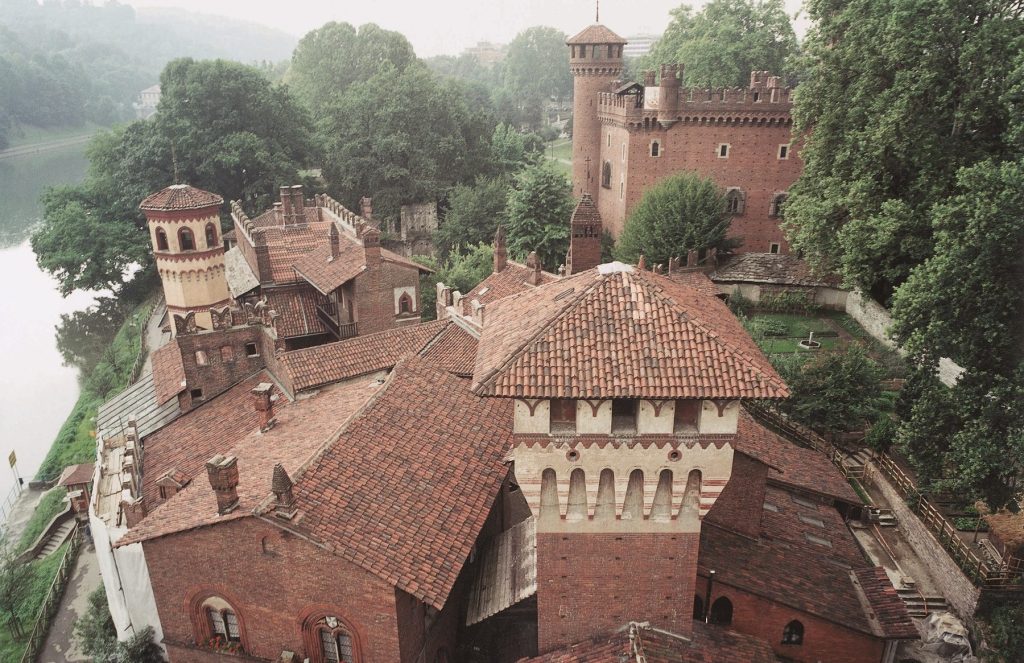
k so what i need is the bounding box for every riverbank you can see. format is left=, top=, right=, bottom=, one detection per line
left=0, top=123, right=104, bottom=161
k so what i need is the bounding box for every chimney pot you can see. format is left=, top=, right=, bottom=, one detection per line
left=493, top=225, right=507, bottom=273
left=206, top=454, right=240, bottom=514
left=252, top=383, right=275, bottom=431
left=271, top=463, right=297, bottom=519
left=360, top=196, right=373, bottom=221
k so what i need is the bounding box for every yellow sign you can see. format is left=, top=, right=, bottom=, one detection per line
left=8, top=451, right=15, bottom=468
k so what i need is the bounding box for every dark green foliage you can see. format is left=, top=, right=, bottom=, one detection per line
left=118, top=626, right=165, bottom=663
left=615, top=172, right=735, bottom=265
left=435, top=176, right=511, bottom=259
left=772, top=346, right=887, bottom=436
left=641, top=0, right=798, bottom=87
left=979, top=601, right=1024, bottom=661
left=0, top=536, right=32, bottom=639
left=505, top=164, right=573, bottom=271
left=864, top=416, right=897, bottom=453
left=74, top=587, right=117, bottom=663
left=415, top=244, right=494, bottom=322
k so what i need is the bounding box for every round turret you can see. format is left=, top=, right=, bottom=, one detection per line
left=140, top=184, right=231, bottom=335
left=567, top=24, right=626, bottom=199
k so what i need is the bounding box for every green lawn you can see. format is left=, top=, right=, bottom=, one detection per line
left=544, top=139, right=572, bottom=181
left=16, top=489, right=67, bottom=553
left=0, top=542, right=70, bottom=661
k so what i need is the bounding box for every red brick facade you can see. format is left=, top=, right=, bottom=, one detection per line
left=694, top=576, right=887, bottom=663
left=536, top=532, right=699, bottom=654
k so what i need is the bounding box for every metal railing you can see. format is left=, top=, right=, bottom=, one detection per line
left=18, top=525, right=82, bottom=663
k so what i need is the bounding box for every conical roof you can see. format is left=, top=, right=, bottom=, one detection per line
left=566, top=24, right=627, bottom=45
left=140, top=184, right=223, bottom=212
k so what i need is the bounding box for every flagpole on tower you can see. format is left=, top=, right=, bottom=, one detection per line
left=596, top=0, right=600, bottom=23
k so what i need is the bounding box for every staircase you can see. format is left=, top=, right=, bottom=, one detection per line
left=33, top=520, right=75, bottom=561
left=896, top=588, right=949, bottom=618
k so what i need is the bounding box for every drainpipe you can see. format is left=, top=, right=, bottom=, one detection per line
left=704, top=569, right=715, bottom=623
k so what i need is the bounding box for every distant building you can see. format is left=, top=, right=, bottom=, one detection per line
left=462, top=41, right=507, bottom=66
left=623, top=32, right=659, bottom=58
left=134, top=84, right=160, bottom=120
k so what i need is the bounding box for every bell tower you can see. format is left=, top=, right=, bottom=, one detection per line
left=140, top=184, right=231, bottom=335
left=567, top=23, right=625, bottom=198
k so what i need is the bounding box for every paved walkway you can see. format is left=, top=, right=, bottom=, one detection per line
left=39, top=540, right=101, bottom=663
left=3, top=486, right=46, bottom=546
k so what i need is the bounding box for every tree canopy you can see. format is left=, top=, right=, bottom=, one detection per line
left=615, top=172, right=735, bottom=265
left=641, top=0, right=798, bottom=87
left=504, top=163, right=573, bottom=271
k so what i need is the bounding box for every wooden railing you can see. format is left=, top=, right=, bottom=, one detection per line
left=19, top=525, right=82, bottom=663
left=743, top=401, right=854, bottom=477
left=874, top=454, right=1024, bottom=589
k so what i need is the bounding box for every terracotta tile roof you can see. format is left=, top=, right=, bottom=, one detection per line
left=519, top=621, right=781, bottom=662
left=853, top=567, right=919, bottom=640
left=139, top=184, right=223, bottom=212
left=291, top=241, right=366, bottom=294
left=472, top=266, right=788, bottom=399
left=735, top=410, right=861, bottom=504
left=58, top=463, right=95, bottom=487
left=119, top=375, right=383, bottom=546
left=757, top=485, right=865, bottom=566
left=418, top=323, right=479, bottom=376
left=711, top=253, right=842, bottom=288
left=140, top=373, right=274, bottom=512
left=463, top=261, right=561, bottom=315
left=151, top=340, right=186, bottom=405
left=699, top=521, right=877, bottom=636
left=289, top=357, right=513, bottom=609
left=278, top=319, right=450, bottom=392
left=264, top=286, right=328, bottom=338
left=566, top=24, right=627, bottom=44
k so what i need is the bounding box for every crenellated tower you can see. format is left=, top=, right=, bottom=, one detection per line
left=140, top=184, right=231, bottom=335
left=567, top=24, right=625, bottom=198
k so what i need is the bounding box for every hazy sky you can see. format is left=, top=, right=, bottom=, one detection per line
left=125, top=0, right=809, bottom=58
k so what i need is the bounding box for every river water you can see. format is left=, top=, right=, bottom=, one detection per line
left=0, top=144, right=95, bottom=497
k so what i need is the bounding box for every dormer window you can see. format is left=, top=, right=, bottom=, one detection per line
left=611, top=400, right=637, bottom=434
left=550, top=399, right=576, bottom=433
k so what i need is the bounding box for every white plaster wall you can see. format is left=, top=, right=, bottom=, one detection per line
left=697, top=400, right=739, bottom=434
left=514, top=399, right=550, bottom=434
left=576, top=400, right=611, bottom=434
left=638, top=400, right=675, bottom=434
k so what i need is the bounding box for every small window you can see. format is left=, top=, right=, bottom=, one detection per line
left=320, top=627, right=355, bottom=663
left=155, top=227, right=169, bottom=251
left=718, top=144, right=730, bottom=158
left=601, top=161, right=612, bottom=189
left=206, top=606, right=239, bottom=641
left=208, top=608, right=226, bottom=638
left=621, top=143, right=625, bottom=162
left=195, top=350, right=208, bottom=366
left=753, top=91, right=761, bottom=102
left=769, top=192, right=788, bottom=218
left=220, top=346, right=234, bottom=363
left=650, top=141, right=660, bottom=157
left=778, top=144, right=790, bottom=160
left=709, top=597, right=733, bottom=625
left=725, top=188, right=745, bottom=215
left=159, top=486, right=169, bottom=499
left=550, top=399, right=576, bottom=432
left=782, top=620, right=804, bottom=644
left=607, top=133, right=611, bottom=147
left=398, top=292, right=413, bottom=315
left=190, top=388, right=204, bottom=401
left=179, top=227, right=195, bottom=251
left=245, top=343, right=259, bottom=358
left=769, top=242, right=781, bottom=254
left=674, top=400, right=699, bottom=432
left=619, top=181, right=624, bottom=200
left=612, top=400, right=637, bottom=434
left=205, top=222, right=218, bottom=248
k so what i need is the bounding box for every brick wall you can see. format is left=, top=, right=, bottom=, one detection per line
left=354, top=261, right=421, bottom=335
left=144, top=517, right=403, bottom=663
left=594, top=122, right=801, bottom=253
left=865, top=464, right=981, bottom=619
left=536, top=532, right=699, bottom=654
left=694, top=576, right=886, bottom=663
left=174, top=326, right=267, bottom=409
left=704, top=452, right=767, bottom=539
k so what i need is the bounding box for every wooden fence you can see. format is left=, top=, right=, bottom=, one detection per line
left=19, top=525, right=82, bottom=663
left=743, top=402, right=856, bottom=478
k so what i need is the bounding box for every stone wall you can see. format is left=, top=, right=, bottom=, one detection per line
left=865, top=463, right=982, bottom=619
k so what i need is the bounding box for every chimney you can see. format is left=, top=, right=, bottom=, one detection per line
left=362, top=226, right=381, bottom=267
left=526, top=251, right=542, bottom=286
left=686, top=249, right=699, bottom=267
left=271, top=463, right=297, bottom=520
left=643, top=70, right=656, bottom=87
left=120, top=498, right=147, bottom=528
left=252, top=382, right=275, bottom=432
left=206, top=455, right=240, bottom=515
left=493, top=225, right=508, bottom=273
left=280, top=186, right=292, bottom=225
left=637, top=254, right=646, bottom=270
left=290, top=185, right=305, bottom=225
left=329, top=223, right=340, bottom=259
left=360, top=196, right=373, bottom=221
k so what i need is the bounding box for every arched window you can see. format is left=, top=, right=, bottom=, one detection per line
left=709, top=596, right=733, bottom=625
left=155, top=227, right=169, bottom=251
left=318, top=617, right=356, bottom=663
left=179, top=227, right=196, bottom=251
left=601, top=161, right=612, bottom=189
left=769, top=192, right=788, bottom=218
left=693, top=595, right=704, bottom=620
left=398, top=292, right=413, bottom=315
left=725, top=188, right=746, bottom=215
left=191, top=595, right=246, bottom=653
left=205, top=222, right=218, bottom=248
left=650, top=141, right=660, bottom=157
left=207, top=606, right=240, bottom=642
left=782, top=620, right=804, bottom=644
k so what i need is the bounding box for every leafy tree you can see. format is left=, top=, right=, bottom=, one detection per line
left=425, top=53, right=495, bottom=88
left=505, top=163, right=573, bottom=270
left=784, top=0, right=1022, bottom=301
left=55, top=297, right=127, bottom=376
left=772, top=346, right=887, bottom=437
left=75, top=587, right=118, bottom=662
left=501, top=26, right=573, bottom=126
left=615, top=172, right=736, bottom=265
left=117, top=626, right=165, bottom=663
left=435, top=176, right=511, bottom=259
left=0, top=536, right=31, bottom=639
left=642, top=0, right=797, bottom=87
left=490, top=123, right=543, bottom=173
left=415, top=243, right=494, bottom=321
left=288, top=22, right=417, bottom=108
